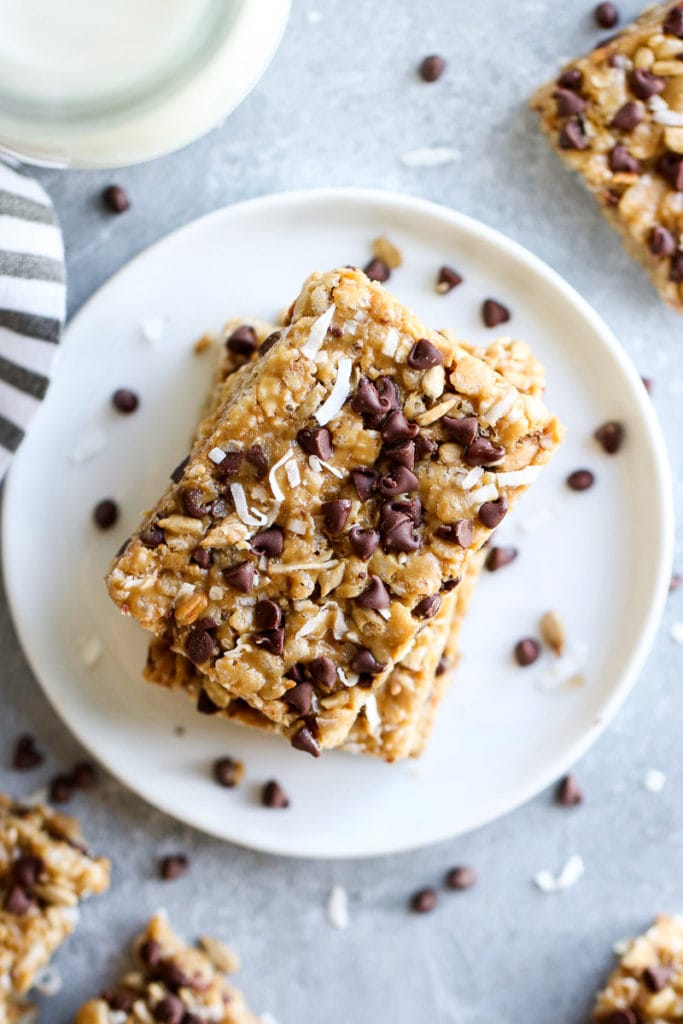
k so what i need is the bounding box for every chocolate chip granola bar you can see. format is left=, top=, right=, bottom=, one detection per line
left=107, top=267, right=563, bottom=755
left=531, top=0, right=683, bottom=310
left=74, top=912, right=258, bottom=1024
left=0, top=794, right=110, bottom=1023
left=592, top=915, right=683, bottom=1021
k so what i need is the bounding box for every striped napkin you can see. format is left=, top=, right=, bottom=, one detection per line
left=0, top=162, right=65, bottom=479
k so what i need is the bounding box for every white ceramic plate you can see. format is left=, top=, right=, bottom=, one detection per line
left=2, top=189, right=673, bottom=858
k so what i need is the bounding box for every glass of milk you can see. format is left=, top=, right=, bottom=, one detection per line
left=0, top=0, right=290, bottom=168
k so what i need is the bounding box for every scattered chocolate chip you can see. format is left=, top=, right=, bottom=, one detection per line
left=250, top=526, right=284, bottom=557
left=629, top=68, right=666, bottom=100
left=410, top=887, right=437, bottom=913
left=297, top=426, right=333, bottom=460
left=436, top=656, right=449, bottom=676
left=321, top=499, right=352, bottom=535
left=554, top=87, right=587, bottom=117
left=262, top=780, right=290, bottom=808
left=223, top=561, right=255, bottom=594
left=282, top=682, right=314, bottom=716
left=567, top=468, right=595, bottom=491
left=49, top=773, right=74, bottom=804
left=351, top=377, right=385, bottom=424
left=649, top=225, right=677, bottom=257
left=4, top=884, right=34, bottom=914
left=160, top=854, right=189, bottom=881
left=413, top=594, right=442, bottom=619
left=12, top=855, right=45, bottom=890
left=594, top=2, right=619, bottom=28
left=253, top=628, right=285, bottom=657
left=436, top=265, right=463, bottom=292
left=170, top=456, right=189, bottom=483
left=154, top=960, right=193, bottom=991
left=380, top=410, right=419, bottom=444
left=153, top=994, right=184, bottom=1024
left=557, top=68, right=583, bottom=90
left=657, top=151, right=683, bottom=190
left=556, top=774, right=583, bottom=806
left=364, top=257, right=391, bottom=282
left=185, top=624, right=216, bottom=665
left=180, top=487, right=206, bottom=518
left=102, top=184, right=130, bottom=213
left=384, top=439, right=415, bottom=469
left=245, top=444, right=268, bottom=480
left=378, top=465, right=419, bottom=496
left=72, top=762, right=97, bottom=790
left=419, top=53, right=446, bottom=82
left=351, top=467, right=379, bottom=500
left=226, top=325, right=257, bottom=358
left=442, top=415, right=478, bottom=446
left=197, top=689, right=219, bottom=715
left=93, top=498, right=119, bottom=530
left=436, top=520, right=473, bottom=547
left=291, top=725, right=321, bottom=757
left=309, top=657, right=337, bottom=690
left=664, top=5, right=683, bottom=37
left=190, top=546, right=212, bottom=570
left=350, top=648, right=386, bottom=675
left=348, top=526, right=380, bottom=559
left=213, top=757, right=243, bottom=788
left=611, top=101, right=644, bottom=132
left=357, top=574, right=391, bottom=610
left=559, top=118, right=588, bottom=151
left=485, top=545, right=518, bottom=571
left=216, top=450, right=242, bottom=481
left=482, top=298, right=511, bottom=328
left=111, top=388, right=139, bottom=413
left=408, top=339, right=444, bottom=369
left=594, top=420, right=624, bottom=454
left=464, top=436, right=505, bottom=466
left=445, top=865, right=477, bottom=890
left=13, top=734, right=44, bottom=770
left=478, top=496, right=508, bottom=528
left=609, top=143, right=641, bottom=174
left=141, top=523, right=165, bottom=550
left=644, top=965, right=674, bottom=992
left=514, top=638, right=540, bottom=667
left=254, top=599, right=283, bottom=631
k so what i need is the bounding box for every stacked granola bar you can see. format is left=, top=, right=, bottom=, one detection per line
left=107, top=267, right=563, bottom=759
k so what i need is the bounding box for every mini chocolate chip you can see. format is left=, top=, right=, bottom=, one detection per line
left=594, top=420, right=624, bottom=454
left=351, top=467, right=379, bottom=500
left=197, top=689, right=219, bottom=715
left=384, top=439, right=415, bottom=469
left=348, top=526, right=380, bottom=559
left=385, top=497, right=423, bottom=524
left=72, top=762, right=97, bottom=789
left=253, top=628, right=285, bottom=657
left=291, top=725, right=321, bottom=757
left=245, top=444, right=268, bottom=480
left=594, top=2, right=619, bottom=28
left=436, top=265, right=463, bottom=292
left=170, top=456, right=189, bottom=483
left=611, top=101, right=644, bottom=132
left=104, top=991, right=135, bottom=1012
left=436, top=656, right=449, bottom=676
left=464, top=436, right=505, bottom=466
left=609, top=144, right=640, bottom=174
left=190, top=546, right=212, bottom=569
left=13, top=734, right=44, bottom=771
left=160, top=854, right=188, bottom=881
left=382, top=515, right=421, bottom=553
left=286, top=663, right=306, bottom=683
left=514, top=638, right=540, bottom=667
left=4, top=884, right=34, bottom=914
left=251, top=526, right=284, bottom=556
left=215, top=450, right=242, bottom=481
left=599, top=1011, right=637, bottom=1024
left=408, top=339, right=444, bottom=369
left=141, top=522, right=166, bottom=549
left=664, top=5, right=683, bottom=37
left=445, top=865, right=477, bottom=890
left=102, top=184, right=130, bottom=213
left=153, top=994, right=184, bottom=1024
left=485, top=546, right=518, bottom=571
left=213, top=757, right=243, bottom=788
left=297, top=426, right=333, bottom=460
left=670, top=252, right=683, bottom=282
left=482, top=298, right=511, bottom=328
left=185, top=625, right=215, bottom=666
left=442, top=415, right=478, bottom=446
left=139, top=939, right=162, bottom=968
left=559, top=118, right=588, bottom=150
left=657, top=151, right=683, bottom=190
left=378, top=465, right=419, bottom=496
left=644, top=965, right=673, bottom=992
left=321, top=499, right=352, bottom=535
left=650, top=225, right=677, bottom=256
left=557, top=68, right=583, bottom=90
left=436, top=520, right=473, bottom=547
left=180, top=487, right=205, bottom=518
left=364, top=257, right=391, bottom=282
left=380, top=410, right=419, bottom=443
left=357, top=574, right=391, bottom=610
left=410, top=888, right=437, bottom=913
left=226, top=324, right=257, bottom=358
left=350, top=648, right=386, bottom=675
left=282, top=682, right=314, bottom=716
left=441, top=577, right=460, bottom=592
left=642, top=376, right=653, bottom=393
left=49, top=773, right=74, bottom=804
left=12, top=855, right=45, bottom=890
left=112, top=388, right=139, bottom=413
left=556, top=774, right=583, bottom=806
left=93, top=498, right=119, bottom=529
left=254, top=599, right=283, bottom=631
left=223, top=561, right=255, bottom=593
left=478, top=496, right=508, bottom=528
left=154, top=960, right=193, bottom=991
left=351, top=376, right=401, bottom=429
left=309, top=657, right=338, bottom=690
left=419, top=54, right=446, bottom=82
left=629, top=68, right=666, bottom=99
left=413, top=594, right=442, bottom=619
left=554, top=87, right=587, bottom=116
left=567, top=468, right=595, bottom=491
left=260, top=330, right=281, bottom=355
left=262, top=780, right=290, bottom=808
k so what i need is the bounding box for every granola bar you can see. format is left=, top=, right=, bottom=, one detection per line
left=531, top=0, right=683, bottom=311
left=74, top=913, right=258, bottom=1024
left=0, top=794, right=110, bottom=1021
left=108, top=267, right=563, bottom=754
left=592, top=915, right=683, bottom=1021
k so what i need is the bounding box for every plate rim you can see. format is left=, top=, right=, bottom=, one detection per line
left=2, top=186, right=675, bottom=859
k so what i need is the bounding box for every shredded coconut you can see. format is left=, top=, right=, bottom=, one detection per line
left=364, top=695, right=381, bottom=737
left=326, top=885, right=350, bottom=930
left=285, top=459, right=301, bottom=487
left=140, top=315, right=166, bottom=345
left=301, top=304, right=336, bottom=358
left=78, top=635, right=103, bottom=668
left=287, top=517, right=307, bottom=535
left=315, top=357, right=353, bottom=426
left=209, top=586, right=224, bottom=601
left=644, top=768, right=666, bottom=793
left=382, top=326, right=400, bottom=357
left=333, top=607, right=347, bottom=640
left=495, top=466, right=540, bottom=488
left=269, top=559, right=339, bottom=573
left=317, top=458, right=345, bottom=480
left=208, top=447, right=226, bottom=465
left=534, top=854, right=585, bottom=893
left=70, top=428, right=107, bottom=464
left=297, top=605, right=330, bottom=638
left=268, top=450, right=294, bottom=502
left=229, top=483, right=262, bottom=527
left=401, top=146, right=461, bottom=167
left=480, top=390, right=517, bottom=426
left=460, top=466, right=484, bottom=490
left=467, top=483, right=499, bottom=506
left=176, top=582, right=195, bottom=600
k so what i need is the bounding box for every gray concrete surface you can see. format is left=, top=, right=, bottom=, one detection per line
left=1, top=1, right=682, bottom=1021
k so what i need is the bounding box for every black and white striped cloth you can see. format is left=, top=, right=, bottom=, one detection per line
left=0, top=162, right=65, bottom=479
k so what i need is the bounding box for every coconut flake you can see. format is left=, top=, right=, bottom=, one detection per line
left=229, top=483, right=262, bottom=527
left=534, top=854, right=585, bottom=893
left=70, top=428, right=107, bottom=464
left=268, top=450, right=294, bottom=502
left=78, top=635, right=103, bottom=668
left=308, top=454, right=323, bottom=475
left=326, top=885, right=350, bottom=930
left=333, top=607, right=347, bottom=640
left=480, top=390, right=517, bottom=426
left=315, top=357, right=353, bottom=426
left=364, top=695, right=381, bottom=737
left=317, top=458, right=345, bottom=480
left=208, top=447, right=226, bottom=465
left=382, top=326, right=400, bottom=357
left=495, top=466, right=540, bottom=488
left=401, top=146, right=461, bottom=167
left=538, top=641, right=588, bottom=690
left=209, top=585, right=224, bottom=601
left=644, top=768, right=666, bottom=793
left=654, top=108, right=683, bottom=126
left=141, top=315, right=166, bottom=345
left=467, top=483, right=499, bottom=506
left=301, top=304, right=336, bottom=358
left=176, top=582, right=195, bottom=600
left=269, top=559, right=339, bottom=574
left=460, top=466, right=483, bottom=490
left=251, top=507, right=270, bottom=527
left=337, top=668, right=358, bottom=687
left=285, top=459, right=301, bottom=487
left=297, top=605, right=330, bottom=638
left=287, top=517, right=307, bottom=535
